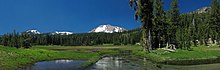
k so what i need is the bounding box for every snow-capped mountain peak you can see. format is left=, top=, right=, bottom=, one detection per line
left=52, top=31, right=73, bottom=35
left=26, top=29, right=41, bottom=34
left=25, top=29, right=74, bottom=35
left=90, top=24, right=128, bottom=33
left=193, top=7, right=210, bottom=14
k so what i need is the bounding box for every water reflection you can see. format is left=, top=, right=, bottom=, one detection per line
left=87, top=56, right=220, bottom=70
left=95, top=57, right=124, bottom=70
left=20, top=60, right=86, bottom=70
left=55, top=60, right=74, bottom=64
left=87, top=57, right=141, bottom=70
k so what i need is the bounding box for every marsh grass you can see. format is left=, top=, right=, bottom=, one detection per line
left=0, top=46, right=99, bottom=70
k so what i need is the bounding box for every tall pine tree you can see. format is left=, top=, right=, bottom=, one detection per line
left=209, top=0, right=220, bottom=43
left=152, top=0, right=166, bottom=49
left=130, top=0, right=154, bottom=52
left=167, top=0, right=180, bottom=45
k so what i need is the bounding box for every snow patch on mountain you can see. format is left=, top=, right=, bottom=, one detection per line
left=90, top=24, right=128, bottom=33
left=192, top=7, right=210, bottom=14
left=51, top=31, right=73, bottom=35
left=26, top=29, right=41, bottom=34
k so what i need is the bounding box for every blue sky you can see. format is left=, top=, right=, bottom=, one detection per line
left=0, top=0, right=212, bottom=34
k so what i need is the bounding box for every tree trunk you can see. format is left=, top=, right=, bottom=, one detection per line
left=142, top=28, right=147, bottom=52
left=142, top=27, right=151, bottom=53
left=148, top=29, right=152, bottom=50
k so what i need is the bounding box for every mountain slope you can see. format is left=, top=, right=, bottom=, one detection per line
left=191, top=7, right=210, bottom=14
left=89, top=24, right=128, bottom=33
left=26, top=29, right=41, bottom=34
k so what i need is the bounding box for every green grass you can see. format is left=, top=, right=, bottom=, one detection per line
left=101, top=44, right=114, bottom=46
left=159, top=46, right=220, bottom=60
left=131, top=45, right=220, bottom=64
left=0, top=45, right=100, bottom=70
left=1, top=45, right=220, bottom=69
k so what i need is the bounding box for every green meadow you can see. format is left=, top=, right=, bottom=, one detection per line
left=0, top=45, right=100, bottom=69
left=1, top=45, right=220, bottom=69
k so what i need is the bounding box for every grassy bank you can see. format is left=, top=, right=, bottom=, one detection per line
left=0, top=45, right=100, bottom=70
left=131, top=45, right=220, bottom=65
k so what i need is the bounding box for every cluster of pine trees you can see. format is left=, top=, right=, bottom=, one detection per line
left=0, top=29, right=141, bottom=48
left=0, top=30, right=32, bottom=48
left=130, top=0, right=220, bottom=52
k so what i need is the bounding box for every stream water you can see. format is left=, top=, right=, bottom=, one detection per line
left=20, top=50, right=220, bottom=70
left=19, top=60, right=86, bottom=70
left=87, top=56, right=220, bottom=70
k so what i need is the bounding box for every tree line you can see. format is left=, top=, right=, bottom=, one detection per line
left=0, top=29, right=141, bottom=48
left=130, top=0, right=220, bottom=52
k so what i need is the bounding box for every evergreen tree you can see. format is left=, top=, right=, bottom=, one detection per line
left=209, top=0, right=220, bottom=42
left=130, top=0, right=154, bottom=52
left=152, top=0, right=166, bottom=49
left=167, top=0, right=180, bottom=46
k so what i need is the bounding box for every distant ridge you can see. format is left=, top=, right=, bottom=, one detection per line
left=25, top=29, right=73, bottom=35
